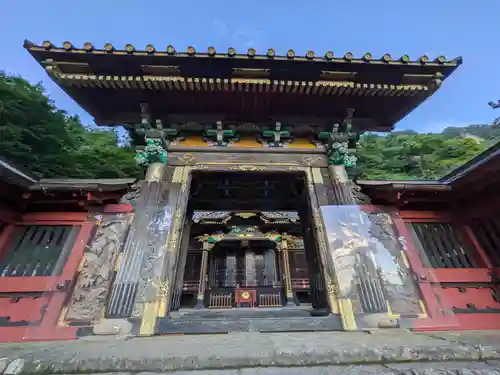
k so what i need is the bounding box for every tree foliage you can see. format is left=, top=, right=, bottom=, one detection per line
left=0, top=72, right=142, bottom=179
left=0, top=71, right=497, bottom=181
left=353, top=131, right=490, bottom=180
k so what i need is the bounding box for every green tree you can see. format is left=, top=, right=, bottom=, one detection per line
left=71, top=127, right=142, bottom=178
left=354, top=132, right=489, bottom=180
left=0, top=72, right=141, bottom=179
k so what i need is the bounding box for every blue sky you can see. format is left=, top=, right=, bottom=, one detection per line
left=1, top=0, right=499, bottom=133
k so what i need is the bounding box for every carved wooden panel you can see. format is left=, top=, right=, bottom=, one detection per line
left=167, top=152, right=328, bottom=167
left=130, top=171, right=173, bottom=318
left=139, top=166, right=193, bottom=336
left=442, top=285, right=500, bottom=314
left=312, top=168, right=329, bottom=207
left=319, top=168, right=336, bottom=205
left=119, top=182, right=141, bottom=206
left=65, top=214, right=130, bottom=323
left=0, top=295, right=49, bottom=325
left=305, top=167, right=338, bottom=313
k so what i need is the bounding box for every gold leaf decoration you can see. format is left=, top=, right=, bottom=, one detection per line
left=325, top=51, right=334, bottom=60
left=63, top=41, right=73, bottom=51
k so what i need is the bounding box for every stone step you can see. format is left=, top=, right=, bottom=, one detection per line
left=156, top=316, right=343, bottom=334
left=171, top=307, right=313, bottom=320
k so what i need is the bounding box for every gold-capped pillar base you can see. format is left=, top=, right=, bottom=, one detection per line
left=145, top=162, right=166, bottom=182
left=338, top=298, right=357, bottom=331
left=139, top=301, right=160, bottom=336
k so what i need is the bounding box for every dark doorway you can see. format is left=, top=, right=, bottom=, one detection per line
left=169, top=170, right=329, bottom=315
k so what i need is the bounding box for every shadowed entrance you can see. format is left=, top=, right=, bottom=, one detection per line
left=158, top=170, right=341, bottom=333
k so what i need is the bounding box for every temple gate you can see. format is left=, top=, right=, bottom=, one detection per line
left=4, top=41, right=500, bottom=341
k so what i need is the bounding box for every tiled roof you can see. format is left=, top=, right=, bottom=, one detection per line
left=24, top=40, right=463, bottom=67
left=0, top=155, right=39, bottom=189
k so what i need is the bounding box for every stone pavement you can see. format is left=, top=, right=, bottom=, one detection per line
left=0, top=330, right=500, bottom=374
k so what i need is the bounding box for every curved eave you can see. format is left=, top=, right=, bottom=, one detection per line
left=440, top=141, right=500, bottom=184
left=44, top=71, right=436, bottom=129
left=52, top=73, right=430, bottom=96
left=0, top=156, right=39, bottom=189
left=24, top=39, right=463, bottom=68
left=357, top=179, right=451, bottom=192
left=29, top=178, right=137, bottom=192
left=24, top=39, right=462, bottom=129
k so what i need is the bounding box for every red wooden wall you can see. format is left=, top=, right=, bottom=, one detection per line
left=1, top=199, right=500, bottom=338
left=0, top=205, right=132, bottom=342
left=393, top=206, right=500, bottom=331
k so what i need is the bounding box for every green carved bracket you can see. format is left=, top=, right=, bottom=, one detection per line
left=204, top=126, right=239, bottom=147
left=134, top=115, right=179, bottom=167
left=326, top=142, right=358, bottom=167
left=319, top=116, right=360, bottom=167
left=260, top=123, right=293, bottom=147
left=135, top=138, right=167, bottom=167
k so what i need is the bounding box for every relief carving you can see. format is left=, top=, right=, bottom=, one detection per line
left=322, top=207, right=422, bottom=319
left=120, top=182, right=142, bottom=206
left=167, top=152, right=328, bottom=167
left=131, top=181, right=173, bottom=317
left=351, top=183, right=371, bottom=204
left=65, top=214, right=130, bottom=323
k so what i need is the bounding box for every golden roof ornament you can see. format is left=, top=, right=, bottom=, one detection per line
left=435, top=55, right=446, bottom=64
left=362, top=52, right=372, bottom=62
left=419, top=55, right=429, bottom=64
left=83, top=42, right=94, bottom=52
left=104, top=43, right=114, bottom=52
left=166, top=45, right=175, bottom=55
left=344, top=52, right=353, bottom=61
left=62, top=41, right=73, bottom=51
left=42, top=40, right=53, bottom=50
left=23, top=41, right=463, bottom=68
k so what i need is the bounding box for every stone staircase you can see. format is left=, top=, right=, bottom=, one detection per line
left=156, top=306, right=343, bottom=334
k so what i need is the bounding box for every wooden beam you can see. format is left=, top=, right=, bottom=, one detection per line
left=21, top=212, right=88, bottom=222
left=0, top=204, right=18, bottom=223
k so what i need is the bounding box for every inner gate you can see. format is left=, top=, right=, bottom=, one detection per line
left=169, top=170, right=328, bottom=315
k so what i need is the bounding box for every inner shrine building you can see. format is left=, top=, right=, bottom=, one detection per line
left=0, top=40, right=499, bottom=342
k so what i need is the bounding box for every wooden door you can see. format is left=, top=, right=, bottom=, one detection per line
left=0, top=212, right=94, bottom=341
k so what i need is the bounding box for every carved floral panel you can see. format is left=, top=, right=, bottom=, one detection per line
left=65, top=214, right=131, bottom=323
